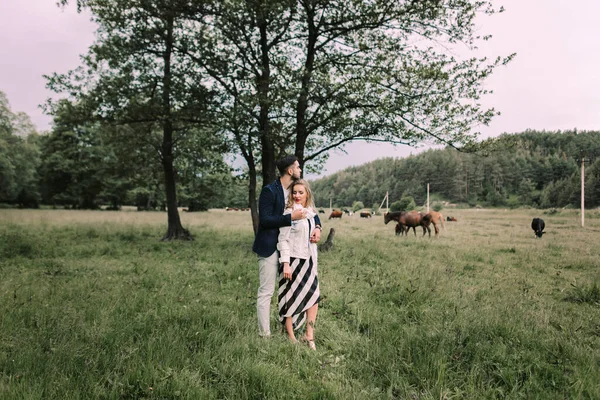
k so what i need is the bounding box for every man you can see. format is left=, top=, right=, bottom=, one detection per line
left=252, top=155, right=322, bottom=337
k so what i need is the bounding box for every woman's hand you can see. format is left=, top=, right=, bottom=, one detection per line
left=291, top=208, right=306, bottom=220
left=310, top=227, right=321, bottom=243
left=283, top=263, right=292, bottom=280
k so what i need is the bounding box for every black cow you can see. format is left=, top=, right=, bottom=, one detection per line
left=531, top=218, right=545, bottom=238
left=318, top=209, right=325, bottom=214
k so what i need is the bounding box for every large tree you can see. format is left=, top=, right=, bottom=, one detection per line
left=50, top=0, right=219, bottom=240
left=55, top=1, right=513, bottom=233
left=185, top=0, right=513, bottom=232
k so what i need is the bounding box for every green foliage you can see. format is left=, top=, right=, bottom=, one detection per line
left=432, top=202, right=443, bottom=212
left=127, top=187, right=165, bottom=211
left=312, top=130, right=600, bottom=210
left=351, top=201, right=364, bottom=212
left=62, top=0, right=511, bottom=212
left=38, top=121, right=105, bottom=209
left=390, top=196, right=416, bottom=212
left=506, top=194, right=520, bottom=209
left=0, top=92, right=41, bottom=207
left=371, top=203, right=380, bottom=215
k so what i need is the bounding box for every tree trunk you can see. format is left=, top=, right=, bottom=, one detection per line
left=294, top=2, right=318, bottom=172
left=160, top=13, right=192, bottom=241
left=257, top=6, right=276, bottom=185
left=248, top=160, right=259, bottom=234
left=161, top=141, right=191, bottom=240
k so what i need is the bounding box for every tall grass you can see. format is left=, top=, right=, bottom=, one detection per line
left=1, top=208, right=599, bottom=399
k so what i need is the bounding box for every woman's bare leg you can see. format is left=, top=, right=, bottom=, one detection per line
left=285, top=317, right=297, bottom=342
left=305, top=304, right=318, bottom=349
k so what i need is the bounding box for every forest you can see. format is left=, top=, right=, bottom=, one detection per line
left=3, top=87, right=599, bottom=213
left=310, top=130, right=600, bottom=210
left=6, top=1, right=598, bottom=239
left=0, top=90, right=248, bottom=211
left=21, top=1, right=518, bottom=239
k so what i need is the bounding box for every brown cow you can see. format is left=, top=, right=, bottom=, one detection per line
left=427, top=210, right=445, bottom=233
left=329, top=210, right=343, bottom=219
left=360, top=212, right=372, bottom=218
left=385, top=211, right=432, bottom=237
left=446, top=216, right=457, bottom=222
left=395, top=223, right=404, bottom=236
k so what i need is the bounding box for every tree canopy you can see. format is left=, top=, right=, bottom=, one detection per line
left=0, top=91, right=41, bottom=208
left=310, top=130, right=600, bottom=210
left=8, top=1, right=517, bottom=232
left=48, top=0, right=226, bottom=239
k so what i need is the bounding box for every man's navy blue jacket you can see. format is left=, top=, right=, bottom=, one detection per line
left=252, top=178, right=321, bottom=258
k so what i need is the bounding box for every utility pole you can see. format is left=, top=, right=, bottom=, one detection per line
left=378, top=191, right=389, bottom=213
left=581, top=156, right=585, bottom=227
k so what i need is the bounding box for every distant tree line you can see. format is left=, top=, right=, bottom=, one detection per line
left=0, top=91, right=248, bottom=210
left=310, top=130, right=600, bottom=210
left=5, top=88, right=599, bottom=214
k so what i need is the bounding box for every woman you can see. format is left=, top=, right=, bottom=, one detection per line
left=277, top=179, right=321, bottom=350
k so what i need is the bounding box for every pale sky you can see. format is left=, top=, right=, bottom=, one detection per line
left=1, top=1, right=599, bottom=178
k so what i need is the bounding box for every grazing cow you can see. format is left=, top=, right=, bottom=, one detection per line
left=329, top=210, right=343, bottom=219
left=395, top=223, right=405, bottom=236
left=318, top=209, right=325, bottom=214
left=427, top=210, right=445, bottom=234
left=226, top=207, right=233, bottom=211
left=360, top=212, right=372, bottom=218
left=446, top=216, right=457, bottom=222
left=385, top=211, right=432, bottom=237
left=531, top=218, right=545, bottom=238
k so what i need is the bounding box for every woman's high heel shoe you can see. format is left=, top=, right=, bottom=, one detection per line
left=303, top=336, right=316, bottom=350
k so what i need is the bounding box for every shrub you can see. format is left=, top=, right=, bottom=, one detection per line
left=390, top=196, right=416, bottom=212
left=506, top=195, right=520, bottom=209
left=432, top=202, right=443, bottom=212
left=352, top=201, right=364, bottom=212
left=371, top=203, right=381, bottom=215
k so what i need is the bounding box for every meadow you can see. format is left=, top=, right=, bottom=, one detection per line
left=1, top=207, right=599, bottom=399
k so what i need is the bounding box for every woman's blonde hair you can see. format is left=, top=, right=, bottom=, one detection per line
left=286, top=179, right=315, bottom=210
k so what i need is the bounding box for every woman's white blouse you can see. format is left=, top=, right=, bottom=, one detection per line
left=277, top=207, right=318, bottom=264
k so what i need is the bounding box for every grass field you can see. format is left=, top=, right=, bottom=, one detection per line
left=1, top=208, right=599, bottom=399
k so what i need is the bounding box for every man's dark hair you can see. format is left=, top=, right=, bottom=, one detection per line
left=276, top=155, right=298, bottom=176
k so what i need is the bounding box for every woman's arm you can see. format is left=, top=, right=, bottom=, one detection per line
left=277, top=223, right=292, bottom=264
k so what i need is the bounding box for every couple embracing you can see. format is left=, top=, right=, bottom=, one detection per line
left=252, top=155, right=322, bottom=350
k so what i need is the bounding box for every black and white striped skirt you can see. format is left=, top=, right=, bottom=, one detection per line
left=278, top=256, right=320, bottom=330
